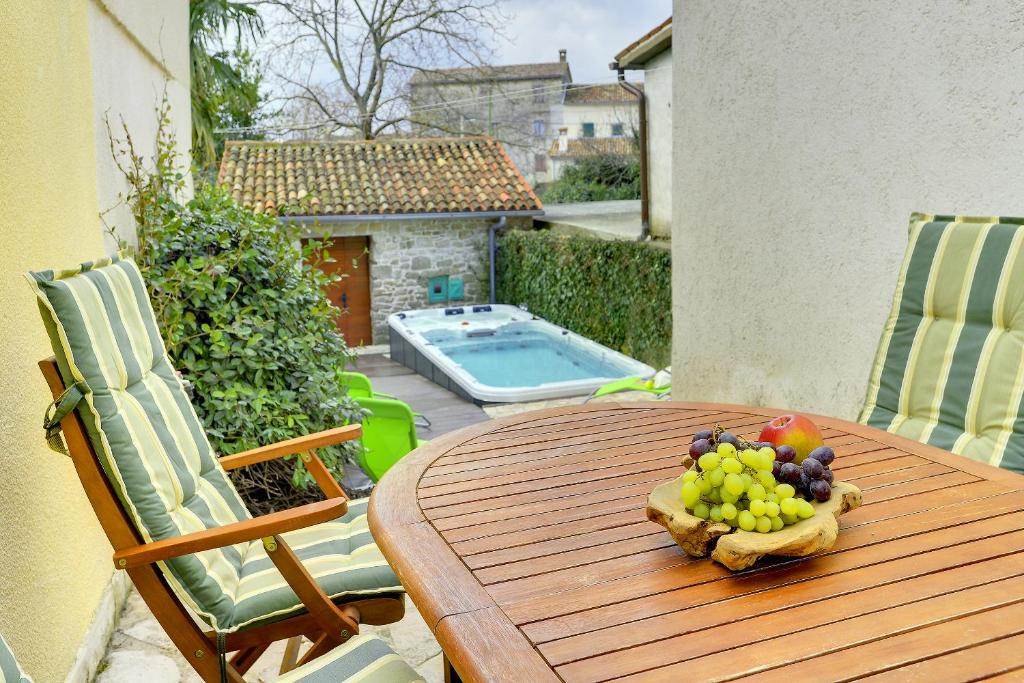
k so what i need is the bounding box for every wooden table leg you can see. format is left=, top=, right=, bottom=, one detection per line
left=443, top=653, right=463, bottom=683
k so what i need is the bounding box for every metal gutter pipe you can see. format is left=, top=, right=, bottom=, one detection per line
left=612, top=61, right=650, bottom=241
left=488, top=216, right=508, bottom=304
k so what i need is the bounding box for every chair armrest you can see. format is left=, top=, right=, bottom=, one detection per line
left=112, top=498, right=348, bottom=569
left=219, top=425, right=362, bottom=470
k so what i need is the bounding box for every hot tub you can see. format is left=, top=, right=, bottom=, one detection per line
left=387, top=304, right=655, bottom=404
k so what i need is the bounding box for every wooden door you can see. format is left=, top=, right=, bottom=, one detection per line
left=310, top=236, right=372, bottom=346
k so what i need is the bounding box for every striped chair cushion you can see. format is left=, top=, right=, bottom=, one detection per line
left=861, top=213, right=1024, bottom=472
left=0, top=633, right=33, bottom=683
left=277, top=634, right=423, bottom=683
left=26, top=257, right=401, bottom=632
left=233, top=498, right=403, bottom=630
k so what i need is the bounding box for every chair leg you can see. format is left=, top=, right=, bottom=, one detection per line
left=128, top=567, right=246, bottom=683
left=279, top=636, right=303, bottom=675
left=230, top=643, right=270, bottom=675
left=296, top=633, right=337, bottom=667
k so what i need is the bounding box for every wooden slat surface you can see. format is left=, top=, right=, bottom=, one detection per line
left=368, top=402, right=1024, bottom=682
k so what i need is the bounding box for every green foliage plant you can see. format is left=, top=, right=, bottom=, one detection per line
left=496, top=230, right=671, bottom=368
left=542, top=154, right=641, bottom=204
left=109, top=98, right=362, bottom=512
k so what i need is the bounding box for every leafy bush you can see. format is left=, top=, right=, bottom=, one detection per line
left=542, top=154, right=641, bottom=204
left=496, top=230, right=671, bottom=368
left=111, top=102, right=361, bottom=512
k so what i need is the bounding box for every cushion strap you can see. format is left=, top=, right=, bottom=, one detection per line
left=42, top=381, right=87, bottom=456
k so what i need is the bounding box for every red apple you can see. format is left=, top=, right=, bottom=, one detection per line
left=759, top=414, right=824, bottom=463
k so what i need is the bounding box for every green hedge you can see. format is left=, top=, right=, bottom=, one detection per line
left=496, top=230, right=671, bottom=368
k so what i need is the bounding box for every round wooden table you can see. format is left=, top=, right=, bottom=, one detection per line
left=368, top=402, right=1024, bottom=682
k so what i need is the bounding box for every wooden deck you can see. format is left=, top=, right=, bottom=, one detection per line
left=352, top=353, right=490, bottom=438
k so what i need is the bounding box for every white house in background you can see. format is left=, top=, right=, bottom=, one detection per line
left=548, top=133, right=637, bottom=184
left=547, top=83, right=641, bottom=181
left=558, top=83, right=640, bottom=141
left=614, top=17, right=672, bottom=238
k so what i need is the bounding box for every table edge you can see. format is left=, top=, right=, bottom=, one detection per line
left=367, top=400, right=1024, bottom=681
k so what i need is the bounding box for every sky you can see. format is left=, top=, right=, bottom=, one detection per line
left=492, top=0, right=671, bottom=83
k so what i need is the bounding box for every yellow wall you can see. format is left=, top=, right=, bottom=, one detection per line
left=0, top=1, right=187, bottom=680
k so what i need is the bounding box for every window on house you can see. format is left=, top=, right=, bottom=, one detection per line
left=533, top=119, right=546, bottom=137
left=533, top=84, right=546, bottom=103
left=611, top=122, right=624, bottom=137
left=582, top=122, right=595, bottom=138
left=534, top=154, right=547, bottom=172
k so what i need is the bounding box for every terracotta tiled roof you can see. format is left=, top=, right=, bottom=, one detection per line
left=410, top=61, right=569, bottom=84
left=563, top=83, right=643, bottom=105
left=548, top=137, right=637, bottom=158
left=217, top=137, right=542, bottom=217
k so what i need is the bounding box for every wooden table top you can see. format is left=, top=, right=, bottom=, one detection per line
left=368, top=402, right=1024, bottom=682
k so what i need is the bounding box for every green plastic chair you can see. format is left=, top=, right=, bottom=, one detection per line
left=356, top=396, right=426, bottom=482
left=861, top=213, right=1024, bottom=473
left=341, top=371, right=399, bottom=400
left=342, top=371, right=430, bottom=428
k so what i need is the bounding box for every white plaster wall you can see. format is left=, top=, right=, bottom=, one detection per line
left=89, top=0, right=191, bottom=249
left=671, top=0, right=1024, bottom=420
left=645, top=49, right=672, bottom=238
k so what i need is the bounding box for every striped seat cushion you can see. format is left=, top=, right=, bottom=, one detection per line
left=234, top=498, right=403, bottom=630
left=0, top=633, right=33, bottom=683
left=26, top=257, right=401, bottom=632
left=277, top=634, right=423, bottom=683
left=861, top=213, right=1024, bottom=472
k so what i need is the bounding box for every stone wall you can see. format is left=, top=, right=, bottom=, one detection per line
left=316, top=216, right=533, bottom=343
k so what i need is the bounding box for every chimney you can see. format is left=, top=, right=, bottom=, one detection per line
left=559, top=49, right=567, bottom=63
left=558, top=128, right=568, bottom=153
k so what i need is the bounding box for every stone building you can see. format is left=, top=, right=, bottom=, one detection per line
left=218, top=137, right=542, bottom=345
left=408, top=51, right=572, bottom=187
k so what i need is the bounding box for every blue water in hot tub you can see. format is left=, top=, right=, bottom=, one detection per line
left=422, top=323, right=632, bottom=388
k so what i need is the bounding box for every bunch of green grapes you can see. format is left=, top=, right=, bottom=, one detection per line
left=681, top=441, right=816, bottom=533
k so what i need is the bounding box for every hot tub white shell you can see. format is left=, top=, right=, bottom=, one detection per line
left=387, top=304, right=656, bottom=404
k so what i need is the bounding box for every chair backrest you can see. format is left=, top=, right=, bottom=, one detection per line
left=355, top=397, right=418, bottom=481
left=26, top=256, right=251, bottom=631
left=0, top=633, right=32, bottom=683
left=341, top=371, right=374, bottom=399
left=860, top=213, right=1024, bottom=472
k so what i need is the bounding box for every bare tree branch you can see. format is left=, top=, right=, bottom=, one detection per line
left=256, top=0, right=507, bottom=139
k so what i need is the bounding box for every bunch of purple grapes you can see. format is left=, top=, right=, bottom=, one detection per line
left=773, top=446, right=835, bottom=502
left=689, top=427, right=834, bottom=503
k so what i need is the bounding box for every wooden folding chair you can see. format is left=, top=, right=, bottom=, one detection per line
left=28, top=256, right=406, bottom=681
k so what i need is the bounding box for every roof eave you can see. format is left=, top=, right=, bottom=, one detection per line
left=615, top=22, right=672, bottom=69
left=277, top=209, right=545, bottom=224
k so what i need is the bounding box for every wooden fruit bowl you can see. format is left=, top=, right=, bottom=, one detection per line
left=646, top=475, right=863, bottom=571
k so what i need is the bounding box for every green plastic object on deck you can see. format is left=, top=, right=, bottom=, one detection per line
left=341, top=371, right=397, bottom=400
left=356, top=396, right=425, bottom=481
left=585, top=375, right=671, bottom=402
